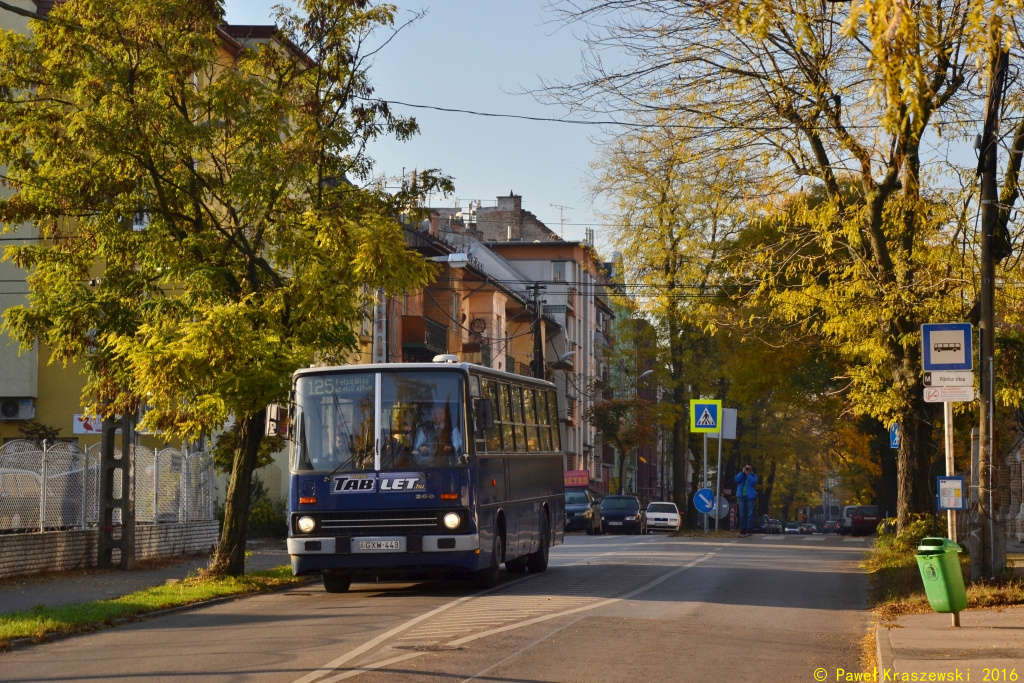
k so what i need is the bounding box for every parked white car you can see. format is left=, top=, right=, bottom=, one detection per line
left=646, top=501, right=681, bottom=532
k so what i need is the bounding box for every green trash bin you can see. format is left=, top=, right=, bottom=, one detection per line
left=916, top=537, right=967, bottom=617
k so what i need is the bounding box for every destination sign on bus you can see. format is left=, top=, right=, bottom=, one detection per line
left=301, top=374, right=374, bottom=396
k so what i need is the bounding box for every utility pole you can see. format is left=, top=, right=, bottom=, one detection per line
left=532, top=282, right=546, bottom=379
left=974, top=47, right=1009, bottom=580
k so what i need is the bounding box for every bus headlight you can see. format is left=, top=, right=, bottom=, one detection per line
left=297, top=516, right=316, bottom=534
left=443, top=512, right=461, bottom=530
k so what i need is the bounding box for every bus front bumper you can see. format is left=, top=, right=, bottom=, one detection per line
left=287, top=533, right=479, bottom=555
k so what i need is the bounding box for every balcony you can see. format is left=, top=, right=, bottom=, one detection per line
left=401, top=316, right=447, bottom=355
left=562, top=395, right=578, bottom=424
left=566, top=286, right=576, bottom=312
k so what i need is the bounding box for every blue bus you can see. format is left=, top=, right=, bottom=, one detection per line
left=271, top=358, right=565, bottom=592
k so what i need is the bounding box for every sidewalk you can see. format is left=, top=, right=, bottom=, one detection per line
left=877, top=606, right=1024, bottom=677
left=0, top=538, right=291, bottom=616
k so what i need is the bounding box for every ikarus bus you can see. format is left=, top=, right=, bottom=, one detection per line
left=267, top=356, right=565, bottom=592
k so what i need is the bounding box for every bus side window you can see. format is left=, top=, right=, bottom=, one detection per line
left=524, top=388, right=540, bottom=452
left=537, top=390, right=552, bottom=451
left=483, top=380, right=502, bottom=452
left=548, top=390, right=561, bottom=451
left=511, top=385, right=527, bottom=453
left=499, top=382, right=514, bottom=452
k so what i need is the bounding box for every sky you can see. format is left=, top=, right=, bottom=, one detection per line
left=223, top=0, right=612, bottom=244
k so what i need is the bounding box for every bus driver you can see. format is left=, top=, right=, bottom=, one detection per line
left=412, top=403, right=463, bottom=467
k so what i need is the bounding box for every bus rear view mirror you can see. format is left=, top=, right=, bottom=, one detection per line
left=266, top=403, right=291, bottom=438
left=475, top=398, right=494, bottom=431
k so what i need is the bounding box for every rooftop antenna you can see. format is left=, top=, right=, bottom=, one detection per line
left=550, top=204, right=573, bottom=238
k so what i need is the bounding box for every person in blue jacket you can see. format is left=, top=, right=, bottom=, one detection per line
left=734, top=464, right=758, bottom=536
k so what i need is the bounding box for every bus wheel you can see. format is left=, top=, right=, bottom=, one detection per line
left=505, top=555, right=528, bottom=573
left=526, top=513, right=550, bottom=573
left=473, top=529, right=503, bottom=589
left=322, top=573, right=351, bottom=593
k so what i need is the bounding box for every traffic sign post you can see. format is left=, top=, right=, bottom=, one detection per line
left=690, top=400, right=721, bottom=534
left=690, top=400, right=722, bottom=433
left=921, top=322, right=973, bottom=544
left=921, top=323, right=973, bottom=372
left=889, top=423, right=901, bottom=449
left=924, top=386, right=976, bottom=403
left=693, top=488, right=715, bottom=513
left=707, top=408, right=736, bottom=531
left=923, top=371, right=975, bottom=387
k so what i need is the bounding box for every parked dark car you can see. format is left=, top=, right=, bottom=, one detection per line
left=823, top=520, right=841, bottom=534
left=752, top=514, right=771, bottom=534
left=769, top=518, right=783, bottom=534
left=564, top=488, right=603, bottom=535
left=600, top=495, right=647, bottom=535
left=850, top=506, right=880, bottom=536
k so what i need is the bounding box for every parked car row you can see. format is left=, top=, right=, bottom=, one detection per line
left=752, top=514, right=783, bottom=534
left=563, top=490, right=683, bottom=535
left=566, top=491, right=881, bottom=538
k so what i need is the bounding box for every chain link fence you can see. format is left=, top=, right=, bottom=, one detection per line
left=0, top=439, right=214, bottom=533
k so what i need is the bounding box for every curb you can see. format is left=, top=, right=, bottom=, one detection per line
left=875, top=624, right=895, bottom=674
left=1, top=577, right=314, bottom=654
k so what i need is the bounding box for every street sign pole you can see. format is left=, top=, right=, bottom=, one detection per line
left=944, top=401, right=956, bottom=543
left=702, top=432, right=708, bottom=534
left=715, top=430, right=723, bottom=531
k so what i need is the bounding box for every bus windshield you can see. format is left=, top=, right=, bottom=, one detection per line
left=293, top=370, right=466, bottom=472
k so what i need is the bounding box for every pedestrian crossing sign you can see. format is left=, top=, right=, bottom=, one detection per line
left=690, top=399, right=722, bottom=433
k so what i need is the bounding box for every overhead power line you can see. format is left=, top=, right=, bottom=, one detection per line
left=368, top=96, right=1009, bottom=131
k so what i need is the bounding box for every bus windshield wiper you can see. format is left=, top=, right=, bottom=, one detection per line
left=324, top=391, right=357, bottom=482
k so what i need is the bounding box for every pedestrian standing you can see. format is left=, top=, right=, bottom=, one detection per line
left=734, top=464, right=758, bottom=537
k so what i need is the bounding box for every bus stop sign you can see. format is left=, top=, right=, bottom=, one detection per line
left=921, top=323, right=972, bottom=372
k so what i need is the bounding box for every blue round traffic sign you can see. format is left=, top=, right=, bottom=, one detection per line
left=693, top=487, right=715, bottom=514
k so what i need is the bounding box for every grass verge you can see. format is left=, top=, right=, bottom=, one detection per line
left=864, top=516, right=1024, bottom=620
left=0, top=566, right=307, bottom=648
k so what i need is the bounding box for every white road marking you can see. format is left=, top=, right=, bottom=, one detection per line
left=459, top=617, right=583, bottom=683
left=301, top=553, right=714, bottom=683
left=289, top=578, right=534, bottom=683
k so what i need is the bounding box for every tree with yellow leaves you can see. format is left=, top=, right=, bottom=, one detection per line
left=0, top=0, right=449, bottom=575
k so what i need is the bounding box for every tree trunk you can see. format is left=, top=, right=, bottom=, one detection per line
left=617, top=442, right=628, bottom=494
left=759, top=460, right=776, bottom=516
left=669, top=319, right=690, bottom=517
left=209, top=409, right=265, bottom=577
left=895, top=394, right=937, bottom=533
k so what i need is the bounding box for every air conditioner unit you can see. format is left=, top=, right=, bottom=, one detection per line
left=0, top=398, right=35, bottom=421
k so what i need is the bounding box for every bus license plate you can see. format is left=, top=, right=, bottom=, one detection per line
left=356, top=539, right=403, bottom=552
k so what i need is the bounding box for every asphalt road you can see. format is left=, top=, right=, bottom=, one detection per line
left=0, top=532, right=871, bottom=682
